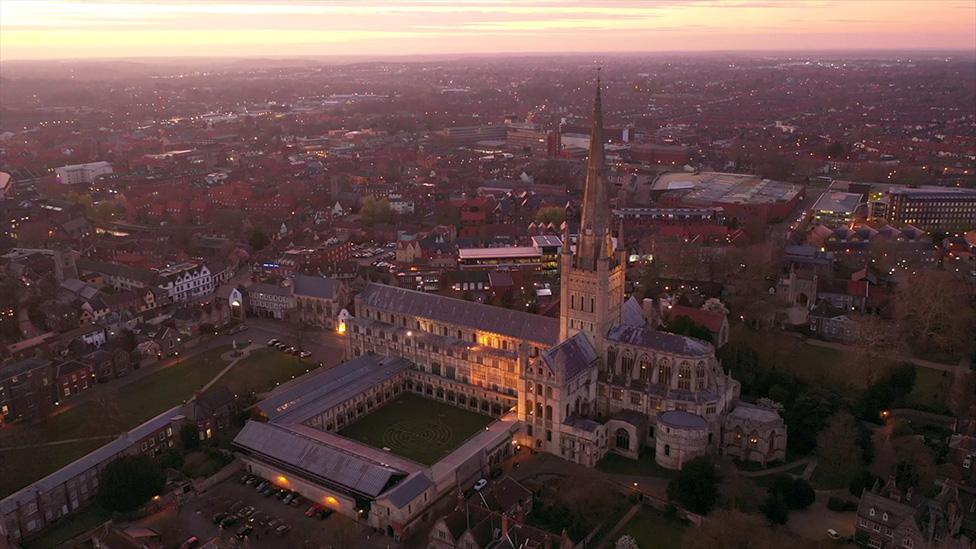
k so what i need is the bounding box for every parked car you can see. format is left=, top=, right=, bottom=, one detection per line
left=473, top=478, right=488, bottom=491
left=305, top=504, right=322, bottom=517
left=288, top=494, right=303, bottom=507
left=235, top=525, right=253, bottom=540
left=261, top=485, right=276, bottom=497
left=299, top=351, right=312, bottom=358
left=275, top=489, right=290, bottom=500
left=827, top=529, right=840, bottom=540
left=229, top=500, right=245, bottom=513
left=267, top=338, right=279, bottom=346
left=275, top=523, right=291, bottom=536
left=239, top=506, right=256, bottom=518
left=282, top=492, right=296, bottom=504
left=211, top=512, right=228, bottom=525
left=178, top=536, right=199, bottom=549
left=219, top=515, right=239, bottom=528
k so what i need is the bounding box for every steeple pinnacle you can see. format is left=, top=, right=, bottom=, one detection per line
left=576, top=71, right=613, bottom=269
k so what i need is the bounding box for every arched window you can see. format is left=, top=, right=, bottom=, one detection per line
left=606, top=346, right=617, bottom=372
left=695, top=361, right=706, bottom=390
left=638, top=354, right=651, bottom=382
left=678, top=362, right=691, bottom=390
left=536, top=403, right=543, bottom=417
left=615, top=428, right=630, bottom=451
left=658, top=359, right=672, bottom=386
left=526, top=400, right=534, bottom=415
left=545, top=405, right=553, bottom=420
left=664, top=444, right=670, bottom=456
left=621, top=351, right=634, bottom=378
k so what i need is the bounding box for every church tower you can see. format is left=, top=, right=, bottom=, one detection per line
left=559, top=74, right=627, bottom=348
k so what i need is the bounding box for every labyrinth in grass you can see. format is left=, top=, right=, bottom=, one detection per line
left=338, top=392, right=494, bottom=465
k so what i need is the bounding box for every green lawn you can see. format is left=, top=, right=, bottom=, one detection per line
left=338, top=393, right=494, bottom=465
left=618, top=508, right=687, bottom=549
left=22, top=505, right=110, bottom=549
left=218, top=348, right=311, bottom=395
left=730, top=325, right=883, bottom=392
left=597, top=451, right=679, bottom=480
left=906, top=366, right=952, bottom=413
left=0, top=346, right=232, bottom=498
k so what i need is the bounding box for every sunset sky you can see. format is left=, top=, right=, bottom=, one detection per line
left=2, top=0, right=975, bottom=61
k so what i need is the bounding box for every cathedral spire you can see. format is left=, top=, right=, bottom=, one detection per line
left=576, top=71, right=612, bottom=269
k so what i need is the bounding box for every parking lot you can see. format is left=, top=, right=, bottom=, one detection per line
left=158, top=474, right=397, bottom=549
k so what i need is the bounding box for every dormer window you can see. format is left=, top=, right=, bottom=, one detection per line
left=869, top=508, right=876, bottom=517
left=882, top=512, right=888, bottom=521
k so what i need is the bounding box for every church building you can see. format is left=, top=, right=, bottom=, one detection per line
left=346, top=78, right=786, bottom=470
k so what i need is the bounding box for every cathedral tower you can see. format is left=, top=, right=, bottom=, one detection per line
left=559, top=74, right=627, bottom=347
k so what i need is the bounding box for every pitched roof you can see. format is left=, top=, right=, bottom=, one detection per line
left=607, top=324, right=713, bottom=356
left=357, top=283, right=558, bottom=345
left=541, top=332, right=597, bottom=380
left=384, top=473, right=433, bottom=509
left=232, top=421, right=405, bottom=498
left=667, top=305, right=726, bottom=333
left=293, top=274, right=342, bottom=300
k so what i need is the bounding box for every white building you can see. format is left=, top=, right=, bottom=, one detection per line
left=155, top=262, right=214, bottom=303
left=55, top=162, right=113, bottom=185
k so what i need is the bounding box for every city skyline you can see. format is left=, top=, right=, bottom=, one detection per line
left=2, top=0, right=975, bottom=61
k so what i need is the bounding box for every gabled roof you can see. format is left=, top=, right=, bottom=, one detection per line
left=292, top=274, right=342, bottom=300
left=667, top=305, right=726, bottom=333
left=541, top=332, right=597, bottom=380
left=232, top=421, right=406, bottom=498
left=607, top=324, right=713, bottom=356
left=357, top=283, right=558, bottom=345
left=384, top=473, right=433, bottom=509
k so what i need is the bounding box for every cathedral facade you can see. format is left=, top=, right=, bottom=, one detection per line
left=346, top=79, right=786, bottom=470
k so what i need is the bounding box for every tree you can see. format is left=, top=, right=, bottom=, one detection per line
left=96, top=455, right=166, bottom=512
left=849, top=470, right=881, bottom=497
left=895, top=460, right=919, bottom=492
left=815, top=411, right=863, bottom=489
left=786, top=387, right=842, bottom=455
left=667, top=456, right=719, bottom=515
left=180, top=423, right=200, bottom=450
left=616, top=535, right=640, bottom=549
left=534, top=205, right=567, bottom=226
left=769, top=475, right=815, bottom=510
left=664, top=315, right=713, bottom=343
left=894, top=270, right=976, bottom=358
left=359, top=196, right=394, bottom=226
left=157, top=448, right=185, bottom=470
left=759, top=494, right=789, bottom=525
left=248, top=229, right=271, bottom=251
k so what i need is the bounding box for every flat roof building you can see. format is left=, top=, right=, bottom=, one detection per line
left=812, top=191, right=864, bottom=226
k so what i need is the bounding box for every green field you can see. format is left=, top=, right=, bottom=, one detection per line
left=906, top=366, right=953, bottom=413
left=618, top=508, right=688, bottom=549
left=219, top=348, right=312, bottom=395
left=338, top=393, right=494, bottom=465
left=729, top=325, right=882, bottom=392
left=0, top=346, right=232, bottom=498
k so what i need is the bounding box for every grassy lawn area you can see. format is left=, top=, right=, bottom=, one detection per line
left=338, top=393, right=494, bottom=465
left=597, top=451, right=679, bottom=480
left=618, top=507, right=688, bottom=549
left=219, top=348, right=311, bottom=395
left=0, top=439, right=107, bottom=498
left=22, top=505, right=110, bottom=549
left=0, top=346, right=231, bottom=498
left=730, top=325, right=883, bottom=392
left=906, top=366, right=952, bottom=413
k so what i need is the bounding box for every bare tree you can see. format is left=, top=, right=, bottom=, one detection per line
left=894, top=270, right=976, bottom=359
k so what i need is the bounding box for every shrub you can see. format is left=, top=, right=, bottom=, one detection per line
left=759, top=494, right=789, bottom=525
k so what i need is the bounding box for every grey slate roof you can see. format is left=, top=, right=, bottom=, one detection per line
left=0, top=357, right=52, bottom=378
left=257, top=354, right=412, bottom=425
left=357, top=283, right=558, bottom=345
left=247, top=282, right=292, bottom=297
left=384, top=473, right=433, bottom=508
left=293, top=274, right=342, bottom=300
left=541, top=332, right=597, bottom=380
left=658, top=410, right=708, bottom=430
left=607, top=324, right=713, bottom=356
left=232, top=421, right=405, bottom=498
left=0, top=405, right=184, bottom=514
left=620, top=296, right=646, bottom=327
